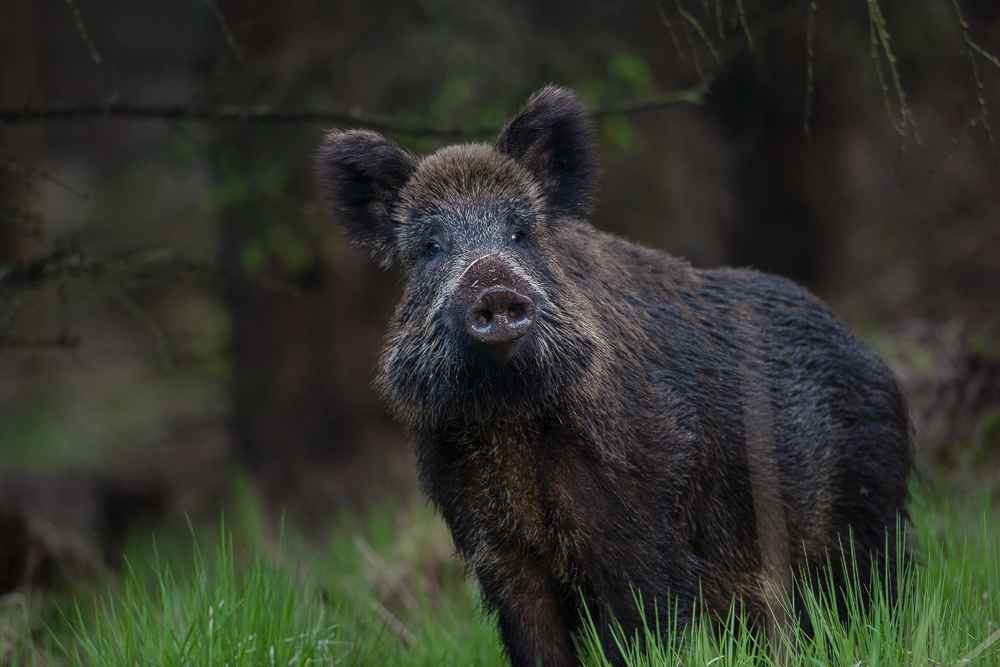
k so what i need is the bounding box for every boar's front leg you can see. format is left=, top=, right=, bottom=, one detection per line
left=475, top=550, right=579, bottom=667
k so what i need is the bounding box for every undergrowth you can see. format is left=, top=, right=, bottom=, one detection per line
left=25, top=485, right=998, bottom=667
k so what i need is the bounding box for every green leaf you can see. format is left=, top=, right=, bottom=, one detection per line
left=601, top=116, right=642, bottom=153
left=606, top=52, right=656, bottom=95
left=430, top=76, right=474, bottom=121
left=238, top=240, right=266, bottom=275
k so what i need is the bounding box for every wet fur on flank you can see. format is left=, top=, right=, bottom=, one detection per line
left=316, top=87, right=912, bottom=667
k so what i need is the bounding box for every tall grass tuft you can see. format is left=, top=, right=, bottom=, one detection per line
left=59, top=522, right=348, bottom=667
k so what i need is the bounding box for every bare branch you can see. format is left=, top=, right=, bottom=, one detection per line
left=0, top=248, right=215, bottom=291
left=0, top=86, right=710, bottom=138
left=0, top=248, right=301, bottom=349
left=591, top=79, right=713, bottom=115
left=0, top=102, right=484, bottom=137
left=0, top=334, right=80, bottom=349
left=0, top=246, right=308, bottom=301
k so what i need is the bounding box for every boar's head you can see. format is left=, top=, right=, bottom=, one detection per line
left=316, top=87, right=603, bottom=428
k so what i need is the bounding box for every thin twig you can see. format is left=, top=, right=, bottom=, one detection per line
left=804, top=1, right=819, bottom=142
left=0, top=102, right=484, bottom=137
left=967, top=40, right=1000, bottom=70
left=675, top=0, right=722, bottom=66
left=0, top=334, right=80, bottom=349
left=657, top=0, right=800, bottom=77
left=677, top=2, right=704, bottom=77
left=108, top=285, right=171, bottom=368
left=591, top=79, right=713, bottom=115
left=655, top=0, right=689, bottom=64
left=204, top=0, right=244, bottom=60
left=56, top=272, right=72, bottom=350
left=62, top=0, right=101, bottom=63
left=717, top=2, right=803, bottom=64
left=715, top=0, right=724, bottom=42
left=866, top=0, right=920, bottom=146
left=0, top=247, right=302, bottom=297
left=0, top=202, right=45, bottom=239
left=1, top=292, right=26, bottom=337
left=929, top=117, right=978, bottom=176
left=868, top=19, right=897, bottom=134
left=966, top=45, right=999, bottom=169
left=951, top=0, right=1000, bottom=170
left=0, top=150, right=90, bottom=200
left=866, top=0, right=920, bottom=172
left=735, top=0, right=754, bottom=52
left=0, top=248, right=215, bottom=290
left=0, top=248, right=303, bottom=350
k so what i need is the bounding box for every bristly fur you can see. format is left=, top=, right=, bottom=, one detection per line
left=314, top=86, right=913, bottom=667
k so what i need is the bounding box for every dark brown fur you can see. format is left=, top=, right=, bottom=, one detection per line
left=315, top=87, right=912, bottom=667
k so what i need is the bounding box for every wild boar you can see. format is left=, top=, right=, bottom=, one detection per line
left=315, top=86, right=912, bottom=666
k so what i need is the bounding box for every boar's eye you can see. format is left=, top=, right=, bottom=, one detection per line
left=427, top=241, right=442, bottom=256
left=510, top=231, right=525, bottom=245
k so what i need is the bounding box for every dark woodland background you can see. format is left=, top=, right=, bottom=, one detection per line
left=2, top=0, right=1000, bottom=595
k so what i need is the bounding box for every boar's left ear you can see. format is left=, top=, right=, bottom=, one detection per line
left=496, top=86, right=599, bottom=219
left=315, top=130, right=418, bottom=267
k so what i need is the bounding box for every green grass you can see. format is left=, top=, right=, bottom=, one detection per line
left=33, top=486, right=1000, bottom=667
left=46, top=498, right=503, bottom=667
left=60, top=528, right=340, bottom=667
left=575, top=488, right=1000, bottom=667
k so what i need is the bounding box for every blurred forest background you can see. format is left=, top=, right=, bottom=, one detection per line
left=2, top=0, right=1000, bottom=601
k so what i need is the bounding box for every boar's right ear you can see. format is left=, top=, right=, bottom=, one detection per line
left=315, top=130, right=418, bottom=267
left=496, top=86, right=599, bottom=219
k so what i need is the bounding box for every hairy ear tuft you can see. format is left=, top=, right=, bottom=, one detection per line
left=496, top=86, right=600, bottom=219
left=315, top=130, right=417, bottom=267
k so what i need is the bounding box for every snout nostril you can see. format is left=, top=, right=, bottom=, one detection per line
left=507, top=304, right=527, bottom=321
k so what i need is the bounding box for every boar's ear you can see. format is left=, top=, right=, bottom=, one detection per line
left=496, top=86, right=599, bottom=219
left=315, top=130, right=418, bottom=267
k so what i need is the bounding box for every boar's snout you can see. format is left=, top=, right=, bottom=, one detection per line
left=452, top=255, right=538, bottom=349
left=466, top=287, right=536, bottom=345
